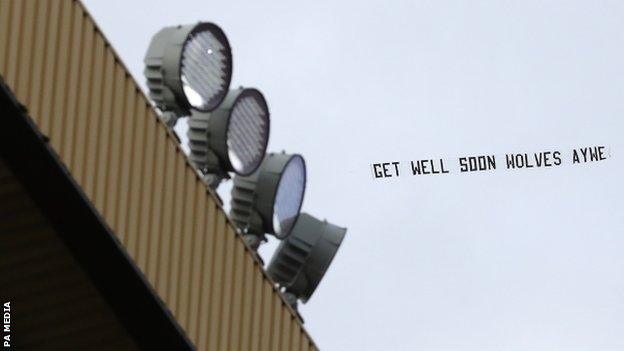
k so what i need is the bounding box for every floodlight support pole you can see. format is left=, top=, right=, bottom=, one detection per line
left=242, top=233, right=264, bottom=251
left=283, top=291, right=298, bottom=309
left=283, top=291, right=301, bottom=317
left=160, top=111, right=178, bottom=129
left=201, top=173, right=225, bottom=190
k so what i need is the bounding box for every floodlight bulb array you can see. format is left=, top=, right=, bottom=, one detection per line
left=227, top=93, right=270, bottom=175
left=144, top=22, right=232, bottom=116
left=181, top=30, right=230, bottom=111
left=272, top=156, right=306, bottom=236
left=230, top=153, right=306, bottom=240
left=187, top=88, right=270, bottom=177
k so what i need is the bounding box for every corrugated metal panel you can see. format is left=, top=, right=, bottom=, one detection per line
left=0, top=158, right=140, bottom=350
left=0, top=0, right=318, bottom=349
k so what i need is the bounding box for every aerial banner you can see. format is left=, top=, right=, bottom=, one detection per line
left=371, top=145, right=611, bottom=179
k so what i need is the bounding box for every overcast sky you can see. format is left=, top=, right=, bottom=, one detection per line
left=83, top=1, right=624, bottom=350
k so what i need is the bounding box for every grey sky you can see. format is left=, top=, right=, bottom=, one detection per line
left=83, top=0, right=624, bottom=350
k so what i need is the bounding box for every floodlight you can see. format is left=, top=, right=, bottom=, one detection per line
left=188, top=88, right=270, bottom=177
left=230, top=153, right=306, bottom=248
left=267, top=213, right=346, bottom=304
left=144, top=22, right=233, bottom=117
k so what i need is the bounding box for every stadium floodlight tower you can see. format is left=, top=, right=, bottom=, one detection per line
left=267, top=213, right=346, bottom=310
left=230, top=152, right=306, bottom=250
left=144, top=22, right=233, bottom=126
left=188, top=87, right=270, bottom=187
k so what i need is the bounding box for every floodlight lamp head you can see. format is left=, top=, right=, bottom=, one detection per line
left=267, top=213, right=346, bottom=303
left=144, top=22, right=233, bottom=118
left=230, top=153, right=306, bottom=243
left=188, top=87, right=270, bottom=178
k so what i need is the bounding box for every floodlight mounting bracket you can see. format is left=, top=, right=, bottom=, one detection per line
left=230, top=169, right=265, bottom=235
left=283, top=291, right=298, bottom=310
left=159, top=111, right=178, bottom=129
left=187, top=111, right=230, bottom=180
left=242, top=233, right=266, bottom=251
left=230, top=153, right=306, bottom=240
left=144, top=24, right=195, bottom=117
left=201, top=173, right=226, bottom=190
left=282, top=291, right=303, bottom=321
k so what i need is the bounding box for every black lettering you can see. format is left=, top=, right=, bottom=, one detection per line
left=392, top=161, right=400, bottom=177
left=469, top=157, right=477, bottom=171
left=382, top=163, right=391, bottom=177
left=459, top=157, right=468, bottom=172
left=477, top=156, right=486, bottom=170
left=421, top=160, right=430, bottom=175
left=487, top=155, right=496, bottom=170
left=430, top=160, right=440, bottom=174
left=580, top=148, right=589, bottom=162
left=534, top=153, right=543, bottom=167
left=441, top=159, right=449, bottom=174
left=598, top=146, right=606, bottom=160
left=573, top=149, right=580, bottom=163
left=524, top=153, right=533, bottom=168
left=543, top=151, right=552, bottom=167
left=410, top=161, right=421, bottom=175
left=515, top=154, right=525, bottom=168
left=506, top=154, right=515, bottom=169
left=373, top=164, right=383, bottom=178
left=553, top=151, right=562, bottom=165
left=590, top=147, right=599, bottom=161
